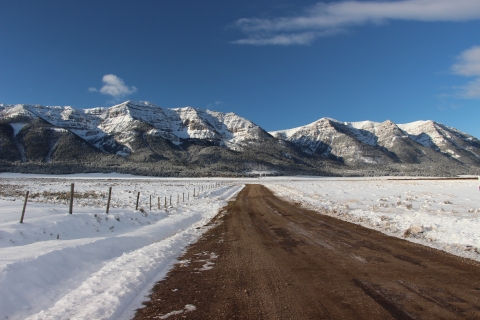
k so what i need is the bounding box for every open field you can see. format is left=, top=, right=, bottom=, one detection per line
left=0, top=173, right=478, bottom=319
left=0, top=173, right=242, bottom=320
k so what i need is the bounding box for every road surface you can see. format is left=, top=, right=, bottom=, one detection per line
left=134, top=184, right=480, bottom=319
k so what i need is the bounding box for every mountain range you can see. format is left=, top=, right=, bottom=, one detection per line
left=0, top=101, right=478, bottom=176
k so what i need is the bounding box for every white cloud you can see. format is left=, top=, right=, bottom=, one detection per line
left=232, top=29, right=345, bottom=46
left=233, top=0, right=480, bottom=45
left=451, top=46, right=480, bottom=99
left=89, top=74, right=137, bottom=100
left=457, top=78, right=480, bottom=99
left=233, top=32, right=317, bottom=46
left=451, top=46, right=480, bottom=76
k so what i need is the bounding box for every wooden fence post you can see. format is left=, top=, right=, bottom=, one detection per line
left=106, top=187, right=112, bottom=214
left=150, top=194, right=152, bottom=211
left=20, top=191, right=29, bottom=223
left=194, top=188, right=195, bottom=197
left=158, top=196, right=160, bottom=209
left=170, top=195, right=172, bottom=206
left=69, top=183, right=74, bottom=214
left=183, top=192, right=184, bottom=202
left=165, top=196, right=167, bottom=209
left=136, top=192, right=140, bottom=211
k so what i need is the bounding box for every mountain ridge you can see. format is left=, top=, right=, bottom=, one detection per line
left=270, top=117, right=480, bottom=166
left=0, top=101, right=479, bottom=176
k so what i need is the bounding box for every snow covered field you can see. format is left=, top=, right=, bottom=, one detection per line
left=0, top=173, right=479, bottom=320
left=264, top=177, right=480, bottom=263
left=0, top=173, right=242, bottom=320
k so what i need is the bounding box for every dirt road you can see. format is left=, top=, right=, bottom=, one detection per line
left=134, top=184, right=480, bottom=319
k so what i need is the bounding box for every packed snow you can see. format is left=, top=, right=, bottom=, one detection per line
left=0, top=173, right=479, bottom=320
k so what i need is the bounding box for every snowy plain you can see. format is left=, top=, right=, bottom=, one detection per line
left=0, top=173, right=243, bottom=320
left=0, top=173, right=479, bottom=320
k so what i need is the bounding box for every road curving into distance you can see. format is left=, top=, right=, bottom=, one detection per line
left=134, top=184, right=480, bottom=319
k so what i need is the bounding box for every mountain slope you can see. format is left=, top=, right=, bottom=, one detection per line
left=0, top=102, right=322, bottom=176
left=0, top=102, right=479, bottom=176
left=271, top=117, right=480, bottom=168
left=398, top=120, right=480, bottom=165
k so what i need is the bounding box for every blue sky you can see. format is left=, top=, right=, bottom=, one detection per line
left=1, top=0, right=480, bottom=137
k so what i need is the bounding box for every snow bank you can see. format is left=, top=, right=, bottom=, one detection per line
left=0, top=176, right=242, bottom=320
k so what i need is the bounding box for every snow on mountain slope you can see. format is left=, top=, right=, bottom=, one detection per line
left=271, top=118, right=393, bottom=165
left=348, top=120, right=407, bottom=147
left=271, top=117, right=480, bottom=165
left=399, top=120, right=480, bottom=164
left=99, top=101, right=268, bottom=151
left=271, top=117, right=382, bottom=150
left=2, top=101, right=479, bottom=168
left=271, top=118, right=336, bottom=155
left=398, top=120, right=443, bottom=148
left=0, top=101, right=267, bottom=156
left=0, top=104, right=38, bottom=122
left=100, top=101, right=265, bottom=143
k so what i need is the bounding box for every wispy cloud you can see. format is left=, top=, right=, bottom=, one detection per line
left=89, top=74, right=137, bottom=101
left=451, top=46, right=480, bottom=77
left=451, top=46, right=480, bottom=99
left=232, top=0, right=480, bottom=46
left=207, top=100, right=229, bottom=110
left=232, top=29, right=345, bottom=46
left=456, top=78, right=480, bottom=99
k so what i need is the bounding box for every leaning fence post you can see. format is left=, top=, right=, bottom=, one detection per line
left=136, top=192, right=140, bottom=211
left=69, top=183, right=74, bottom=214
left=20, top=191, right=29, bottom=223
left=106, top=187, right=112, bottom=214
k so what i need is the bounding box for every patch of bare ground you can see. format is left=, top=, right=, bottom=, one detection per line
left=133, top=184, right=480, bottom=319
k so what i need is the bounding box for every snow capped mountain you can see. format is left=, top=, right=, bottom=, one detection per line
left=348, top=120, right=405, bottom=147
left=271, top=117, right=480, bottom=166
left=271, top=118, right=394, bottom=165
left=0, top=101, right=479, bottom=176
left=398, top=120, right=480, bottom=164
left=0, top=101, right=268, bottom=156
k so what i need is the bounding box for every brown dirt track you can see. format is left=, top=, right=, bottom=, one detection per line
left=134, top=184, right=480, bottom=320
